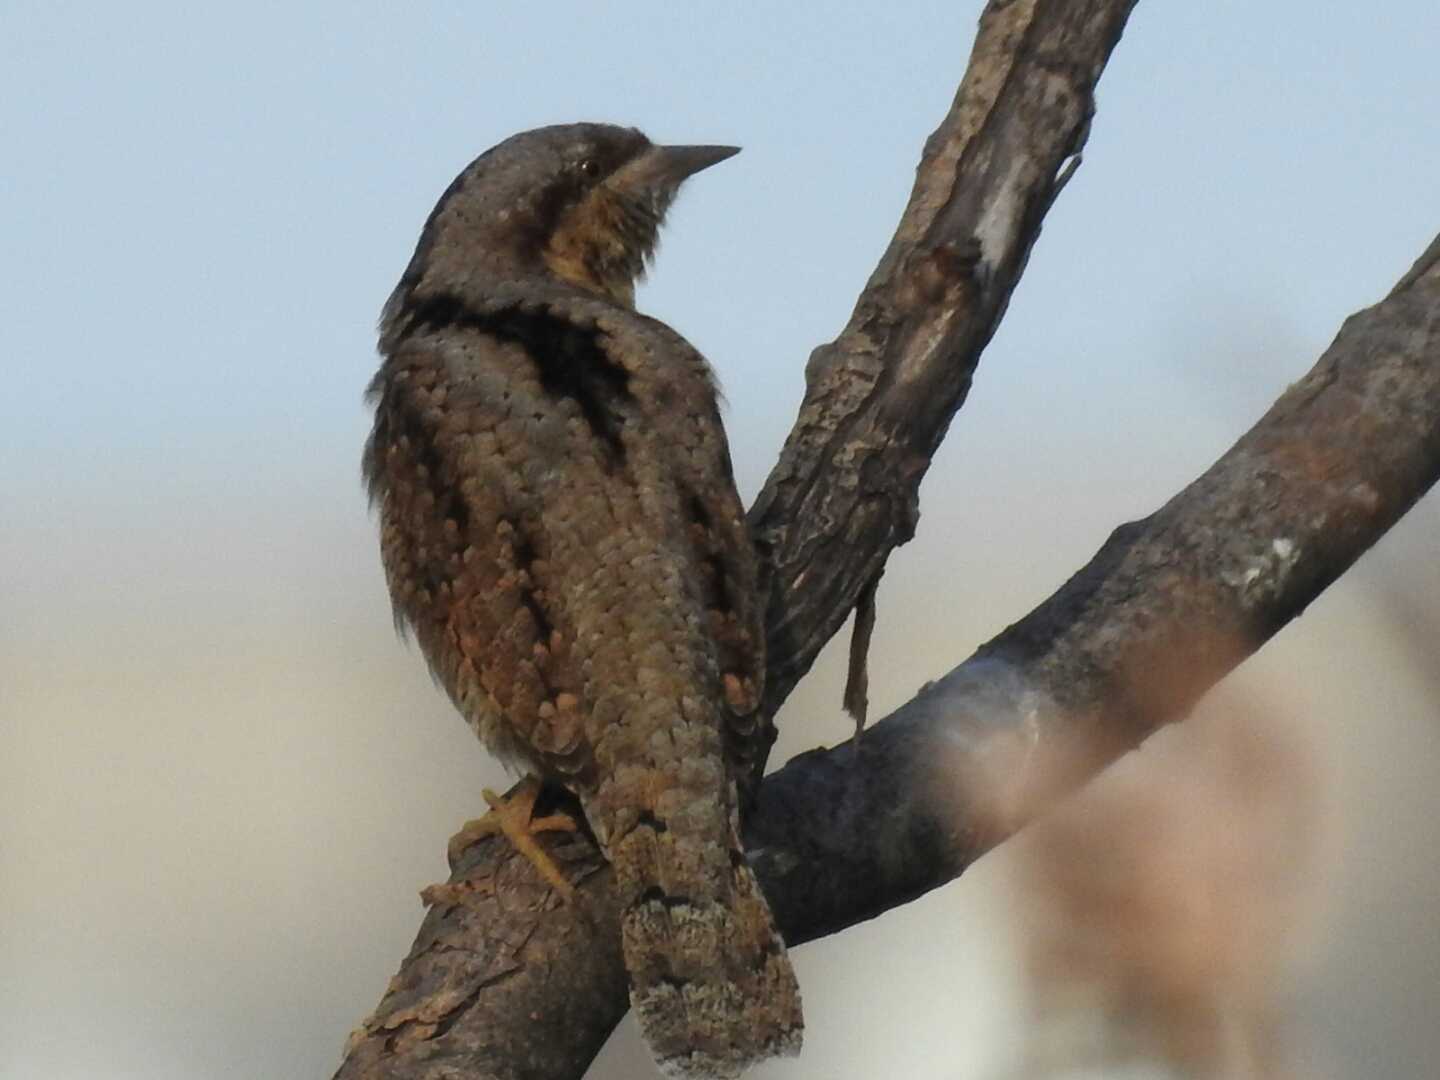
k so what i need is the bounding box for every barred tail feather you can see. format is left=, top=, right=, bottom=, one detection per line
left=610, top=812, right=802, bottom=1078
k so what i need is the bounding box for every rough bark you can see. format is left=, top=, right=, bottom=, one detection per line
left=332, top=2, right=1440, bottom=1078
left=749, top=0, right=1137, bottom=713
left=751, top=236, right=1440, bottom=940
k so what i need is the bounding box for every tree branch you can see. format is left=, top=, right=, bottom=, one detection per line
left=751, top=234, right=1440, bottom=940
left=328, top=4, right=1440, bottom=1079
left=749, top=0, right=1139, bottom=713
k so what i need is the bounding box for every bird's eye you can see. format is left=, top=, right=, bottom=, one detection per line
left=578, top=158, right=600, bottom=178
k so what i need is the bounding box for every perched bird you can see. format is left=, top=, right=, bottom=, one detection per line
left=363, top=123, right=802, bottom=1077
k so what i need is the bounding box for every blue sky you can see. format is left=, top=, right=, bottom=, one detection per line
left=5, top=4, right=1440, bottom=1078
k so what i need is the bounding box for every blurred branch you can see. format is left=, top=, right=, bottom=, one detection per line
left=331, top=4, right=1440, bottom=1079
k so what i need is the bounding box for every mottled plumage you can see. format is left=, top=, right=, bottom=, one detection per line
left=363, top=123, right=800, bottom=1078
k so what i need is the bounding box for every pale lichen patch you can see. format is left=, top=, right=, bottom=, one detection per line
left=1223, top=536, right=1302, bottom=608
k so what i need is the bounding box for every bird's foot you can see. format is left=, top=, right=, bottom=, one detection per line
left=446, top=777, right=579, bottom=901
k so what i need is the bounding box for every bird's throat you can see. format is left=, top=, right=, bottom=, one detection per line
left=542, top=187, right=660, bottom=307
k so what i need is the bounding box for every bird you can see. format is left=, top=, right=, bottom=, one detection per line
left=362, top=123, right=802, bottom=1078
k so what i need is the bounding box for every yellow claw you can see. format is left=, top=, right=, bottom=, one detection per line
left=446, top=777, right=579, bottom=901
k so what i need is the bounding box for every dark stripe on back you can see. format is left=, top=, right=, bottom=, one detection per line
left=399, top=293, right=633, bottom=462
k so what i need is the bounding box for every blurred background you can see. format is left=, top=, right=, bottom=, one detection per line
left=4, top=2, right=1439, bottom=1077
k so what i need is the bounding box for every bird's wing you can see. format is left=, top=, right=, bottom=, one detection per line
left=589, top=305, right=771, bottom=800
left=364, top=312, right=603, bottom=783
left=366, top=287, right=767, bottom=794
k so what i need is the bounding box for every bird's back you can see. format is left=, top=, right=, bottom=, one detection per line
left=366, top=283, right=799, bottom=1077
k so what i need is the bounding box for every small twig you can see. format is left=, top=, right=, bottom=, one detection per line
left=843, top=571, right=882, bottom=751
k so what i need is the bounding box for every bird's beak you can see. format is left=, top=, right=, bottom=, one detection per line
left=609, top=144, right=741, bottom=200
left=651, top=144, right=741, bottom=182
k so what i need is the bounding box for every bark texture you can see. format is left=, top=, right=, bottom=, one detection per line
left=750, top=0, right=1137, bottom=712
left=333, top=2, right=1440, bottom=1078
left=751, top=236, right=1440, bottom=940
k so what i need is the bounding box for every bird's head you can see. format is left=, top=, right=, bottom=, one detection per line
left=393, top=123, right=738, bottom=311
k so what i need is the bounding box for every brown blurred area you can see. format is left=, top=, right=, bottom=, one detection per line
left=1004, top=700, right=1322, bottom=1078
left=984, top=501, right=1440, bottom=1080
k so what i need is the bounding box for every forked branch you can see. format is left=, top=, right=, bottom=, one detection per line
left=331, top=3, right=1440, bottom=1078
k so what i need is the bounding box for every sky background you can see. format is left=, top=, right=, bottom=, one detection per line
left=5, top=2, right=1440, bottom=1078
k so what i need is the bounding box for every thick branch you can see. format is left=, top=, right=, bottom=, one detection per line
left=752, top=236, right=1440, bottom=937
